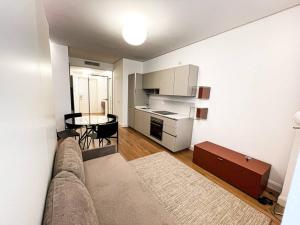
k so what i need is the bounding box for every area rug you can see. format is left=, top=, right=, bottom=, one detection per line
left=129, top=152, right=271, bottom=225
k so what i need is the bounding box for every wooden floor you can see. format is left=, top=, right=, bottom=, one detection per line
left=90, top=127, right=283, bottom=225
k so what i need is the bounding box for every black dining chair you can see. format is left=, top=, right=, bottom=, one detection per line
left=57, top=113, right=83, bottom=140
left=87, top=121, right=118, bottom=149
left=64, top=113, right=84, bottom=130
left=107, top=114, right=117, bottom=123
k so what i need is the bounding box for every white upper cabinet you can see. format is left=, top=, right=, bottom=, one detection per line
left=142, top=64, right=198, bottom=97
left=158, top=68, right=174, bottom=95
left=173, top=65, right=198, bottom=96
left=142, top=72, right=160, bottom=89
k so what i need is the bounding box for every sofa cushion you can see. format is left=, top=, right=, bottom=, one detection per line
left=43, top=171, right=99, bottom=225
left=53, top=139, right=85, bottom=183
left=84, top=153, right=177, bottom=225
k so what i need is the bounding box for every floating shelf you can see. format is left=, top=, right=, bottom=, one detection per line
left=189, top=107, right=208, bottom=120
left=198, top=86, right=211, bottom=99
left=196, top=108, right=208, bottom=119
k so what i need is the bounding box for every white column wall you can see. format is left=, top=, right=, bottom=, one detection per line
left=50, top=43, right=71, bottom=131
left=0, top=0, right=57, bottom=224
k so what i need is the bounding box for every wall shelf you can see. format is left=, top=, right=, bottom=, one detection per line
left=198, top=86, right=211, bottom=99
left=189, top=107, right=209, bottom=120
left=196, top=108, right=208, bottom=119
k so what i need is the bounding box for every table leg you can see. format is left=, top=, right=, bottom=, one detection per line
left=79, top=126, right=89, bottom=149
left=79, top=126, right=94, bottom=149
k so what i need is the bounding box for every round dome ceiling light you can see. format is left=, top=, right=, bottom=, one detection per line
left=122, top=14, right=147, bottom=46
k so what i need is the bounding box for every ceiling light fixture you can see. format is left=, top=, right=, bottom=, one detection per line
left=122, top=14, right=147, bottom=46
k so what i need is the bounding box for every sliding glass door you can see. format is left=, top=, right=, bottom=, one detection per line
left=70, top=66, right=113, bottom=115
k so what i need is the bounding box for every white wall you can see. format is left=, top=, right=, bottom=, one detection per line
left=50, top=43, right=71, bottom=131
left=143, top=6, right=300, bottom=190
left=278, top=116, right=300, bottom=206
left=0, top=0, right=57, bottom=224
left=281, top=152, right=300, bottom=224
left=113, top=58, right=143, bottom=126
left=113, top=59, right=124, bottom=123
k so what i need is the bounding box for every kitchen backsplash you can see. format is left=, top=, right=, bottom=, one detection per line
left=149, top=95, right=196, bottom=116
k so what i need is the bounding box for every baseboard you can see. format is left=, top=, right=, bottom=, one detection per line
left=189, top=145, right=194, bottom=151
left=267, top=179, right=282, bottom=194
left=120, top=123, right=128, bottom=128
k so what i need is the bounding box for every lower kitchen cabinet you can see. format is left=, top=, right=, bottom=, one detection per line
left=134, top=109, right=150, bottom=136
left=162, top=132, right=176, bottom=151
left=128, top=107, right=135, bottom=128
left=133, top=109, right=193, bottom=152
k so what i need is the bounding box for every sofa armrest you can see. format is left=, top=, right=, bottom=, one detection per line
left=82, top=145, right=117, bottom=161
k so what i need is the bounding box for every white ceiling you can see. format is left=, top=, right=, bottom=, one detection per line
left=44, top=0, right=300, bottom=63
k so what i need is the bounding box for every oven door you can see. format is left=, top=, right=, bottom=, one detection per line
left=150, top=117, right=163, bottom=141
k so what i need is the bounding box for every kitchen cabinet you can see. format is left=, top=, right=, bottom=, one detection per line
left=128, top=73, right=148, bottom=128
left=133, top=109, right=194, bottom=152
left=142, top=64, right=198, bottom=97
left=162, top=132, right=176, bottom=151
left=128, top=107, right=135, bottom=128
left=162, top=117, right=176, bottom=136
left=157, top=68, right=174, bottom=95
left=134, top=109, right=150, bottom=136
left=142, top=72, right=160, bottom=89
left=173, top=65, right=198, bottom=96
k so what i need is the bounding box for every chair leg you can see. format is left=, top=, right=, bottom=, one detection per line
left=98, top=138, right=104, bottom=147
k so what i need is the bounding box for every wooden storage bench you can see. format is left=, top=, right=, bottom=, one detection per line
left=193, top=141, right=271, bottom=199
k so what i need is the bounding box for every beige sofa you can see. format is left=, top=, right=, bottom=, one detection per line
left=43, top=138, right=176, bottom=225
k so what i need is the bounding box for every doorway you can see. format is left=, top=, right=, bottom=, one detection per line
left=70, top=66, right=113, bottom=115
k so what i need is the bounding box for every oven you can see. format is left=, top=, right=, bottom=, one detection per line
left=150, top=116, right=163, bottom=141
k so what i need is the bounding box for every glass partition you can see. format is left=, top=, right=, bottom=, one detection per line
left=70, top=66, right=113, bottom=115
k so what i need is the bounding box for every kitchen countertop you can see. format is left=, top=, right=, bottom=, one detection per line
left=135, top=106, right=192, bottom=120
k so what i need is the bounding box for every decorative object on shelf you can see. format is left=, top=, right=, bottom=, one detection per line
left=198, top=86, right=211, bottom=99
left=196, top=108, right=208, bottom=119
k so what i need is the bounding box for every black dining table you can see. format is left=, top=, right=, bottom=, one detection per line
left=65, top=115, right=114, bottom=149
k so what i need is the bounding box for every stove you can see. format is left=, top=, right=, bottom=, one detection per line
left=152, top=111, right=178, bottom=115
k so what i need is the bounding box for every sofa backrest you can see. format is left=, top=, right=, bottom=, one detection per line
left=43, top=138, right=117, bottom=225
left=43, top=171, right=99, bottom=225
left=53, top=138, right=85, bottom=183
